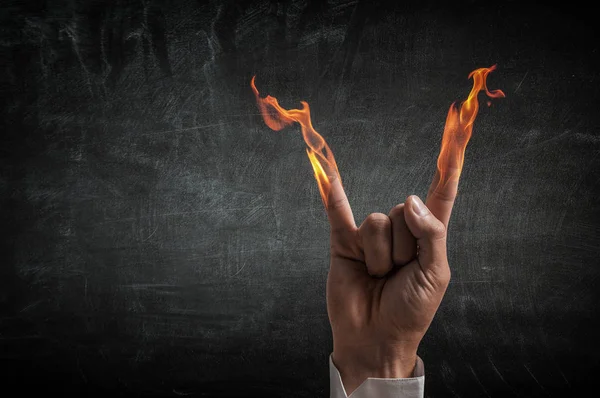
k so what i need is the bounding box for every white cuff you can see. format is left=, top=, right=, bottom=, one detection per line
left=329, top=354, right=425, bottom=398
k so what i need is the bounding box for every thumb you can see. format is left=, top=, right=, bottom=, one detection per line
left=404, top=195, right=451, bottom=285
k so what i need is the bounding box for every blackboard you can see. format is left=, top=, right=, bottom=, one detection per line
left=1, top=1, right=599, bottom=397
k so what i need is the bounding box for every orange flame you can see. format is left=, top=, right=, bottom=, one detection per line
left=251, top=76, right=341, bottom=207
left=436, top=65, right=505, bottom=190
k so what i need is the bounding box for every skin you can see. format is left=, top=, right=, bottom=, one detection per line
left=325, top=167, right=458, bottom=395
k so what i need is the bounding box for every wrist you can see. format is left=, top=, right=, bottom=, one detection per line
left=332, top=344, right=418, bottom=394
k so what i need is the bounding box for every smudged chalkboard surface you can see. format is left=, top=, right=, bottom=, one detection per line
left=1, top=1, right=598, bottom=397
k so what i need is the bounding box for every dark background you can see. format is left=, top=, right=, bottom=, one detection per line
left=1, top=0, right=599, bottom=397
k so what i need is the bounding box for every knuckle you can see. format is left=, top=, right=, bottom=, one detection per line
left=363, top=213, right=391, bottom=234
left=388, top=204, right=405, bottom=221
left=429, top=219, right=447, bottom=240
left=427, top=186, right=456, bottom=203
left=328, top=196, right=349, bottom=211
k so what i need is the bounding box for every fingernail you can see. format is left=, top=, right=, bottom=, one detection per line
left=411, top=196, right=428, bottom=216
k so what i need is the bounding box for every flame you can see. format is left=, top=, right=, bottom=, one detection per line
left=436, top=65, right=505, bottom=191
left=251, top=76, right=341, bottom=207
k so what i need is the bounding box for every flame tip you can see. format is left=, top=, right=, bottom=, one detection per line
left=436, top=65, right=504, bottom=192
left=251, top=74, right=340, bottom=206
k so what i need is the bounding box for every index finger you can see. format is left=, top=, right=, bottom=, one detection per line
left=305, top=145, right=356, bottom=234
left=325, top=174, right=356, bottom=234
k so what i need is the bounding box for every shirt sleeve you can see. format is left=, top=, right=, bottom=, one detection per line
left=329, top=354, right=425, bottom=398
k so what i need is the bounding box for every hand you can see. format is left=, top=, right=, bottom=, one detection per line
left=325, top=169, right=457, bottom=395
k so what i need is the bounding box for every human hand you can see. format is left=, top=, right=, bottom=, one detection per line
left=249, top=68, right=501, bottom=394
left=325, top=168, right=457, bottom=395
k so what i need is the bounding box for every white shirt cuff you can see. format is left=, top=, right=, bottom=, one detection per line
left=329, top=354, right=425, bottom=398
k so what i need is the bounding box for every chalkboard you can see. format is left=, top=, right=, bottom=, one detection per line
left=1, top=1, right=598, bottom=397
